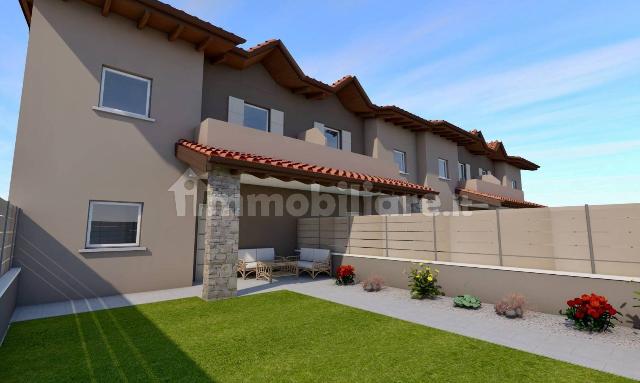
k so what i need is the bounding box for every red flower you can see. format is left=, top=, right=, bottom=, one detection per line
left=575, top=311, right=585, bottom=319
left=608, top=307, right=617, bottom=316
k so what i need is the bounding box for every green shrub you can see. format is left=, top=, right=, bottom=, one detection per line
left=453, top=294, right=481, bottom=309
left=408, top=264, right=443, bottom=299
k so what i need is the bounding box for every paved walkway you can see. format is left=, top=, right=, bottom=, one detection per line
left=11, top=277, right=640, bottom=380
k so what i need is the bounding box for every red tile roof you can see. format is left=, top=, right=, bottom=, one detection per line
left=177, top=139, right=437, bottom=196
left=456, top=188, right=545, bottom=208
left=487, top=140, right=501, bottom=151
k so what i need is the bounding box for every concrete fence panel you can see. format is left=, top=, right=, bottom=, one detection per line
left=298, top=203, right=640, bottom=278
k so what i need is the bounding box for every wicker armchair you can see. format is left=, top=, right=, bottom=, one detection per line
left=295, top=248, right=331, bottom=279
left=237, top=249, right=258, bottom=279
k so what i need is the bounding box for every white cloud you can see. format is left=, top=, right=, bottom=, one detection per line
left=391, top=37, right=640, bottom=114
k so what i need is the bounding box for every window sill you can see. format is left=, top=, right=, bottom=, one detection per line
left=438, top=177, right=451, bottom=181
left=92, top=106, right=155, bottom=122
left=79, top=246, right=147, bottom=254
left=399, top=171, right=409, bottom=176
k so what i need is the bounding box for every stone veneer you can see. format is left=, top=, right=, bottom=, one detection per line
left=202, top=167, right=240, bottom=301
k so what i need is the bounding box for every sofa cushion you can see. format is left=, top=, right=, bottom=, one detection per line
left=243, top=262, right=257, bottom=269
left=256, top=248, right=275, bottom=261
left=313, top=249, right=330, bottom=263
left=239, top=249, right=257, bottom=263
left=299, top=248, right=315, bottom=262
left=297, top=260, right=315, bottom=269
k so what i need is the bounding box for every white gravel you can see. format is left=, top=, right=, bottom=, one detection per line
left=371, top=285, right=640, bottom=350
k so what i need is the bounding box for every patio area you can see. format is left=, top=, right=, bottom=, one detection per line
left=7, top=275, right=640, bottom=380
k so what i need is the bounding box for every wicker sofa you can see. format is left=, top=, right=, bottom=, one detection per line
left=237, top=248, right=276, bottom=279
left=296, top=248, right=332, bottom=279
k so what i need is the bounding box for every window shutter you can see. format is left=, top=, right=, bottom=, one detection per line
left=341, top=130, right=351, bottom=152
left=228, top=96, right=244, bottom=125
left=465, top=164, right=471, bottom=180
left=478, top=167, right=484, bottom=178
left=458, top=163, right=463, bottom=180
left=270, top=109, right=284, bottom=135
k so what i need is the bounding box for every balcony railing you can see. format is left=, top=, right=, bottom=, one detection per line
left=195, top=118, right=401, bottom=179
left=459, top=176, right=524, bottom=201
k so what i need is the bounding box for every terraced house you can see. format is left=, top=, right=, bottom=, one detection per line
left=10, top=0, right=541, bottom=304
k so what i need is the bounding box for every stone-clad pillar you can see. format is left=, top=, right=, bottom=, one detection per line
left=201, top=167, right=240, bottom=301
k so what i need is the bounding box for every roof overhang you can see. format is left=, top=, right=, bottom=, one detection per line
left=19, top=0, right=245, bottom=57
left=176, top=140, right=437, bottom=198
left=456, top=188, right=545, bottom=209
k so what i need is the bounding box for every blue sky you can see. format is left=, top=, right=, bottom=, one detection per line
left=1, top=1, right=639, bottom=206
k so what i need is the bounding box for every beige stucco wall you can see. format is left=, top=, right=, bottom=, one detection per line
left=196, top=118, right=400, bottom=179
left=457, top=146, right=494, bottom=179
left=417, top=132, right=459, bottom=211
left=202, top=64, right=366, bottom=155
left=363, top=119, right=418, bottom=183
left=494, top=161, right=523, bottom=190
left=9, top=0, right=204, bottom=305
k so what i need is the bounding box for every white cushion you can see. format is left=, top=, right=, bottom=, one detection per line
left=257, top=248, right=275, bottom=261
left=239, top=249, right=257, bottom=263
left=297, top=260, right=315, bottom=269
left=299, top=248, right=315, bottom=262
left=243, top=262, right=257, bottom=269
left=313, top=249, right=330, bottom=263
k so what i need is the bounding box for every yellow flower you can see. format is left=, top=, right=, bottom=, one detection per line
left=427, top=276, right=433, bottom=282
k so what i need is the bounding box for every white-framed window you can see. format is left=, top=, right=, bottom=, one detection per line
left=99, top=67, right=151, bottom=118
left=243, top=103, right=270, bottom=132
left=511, top=180, right=517, bottom=189
left=479, top=167, right=489, bottom=178
left=393, top=150, right=407, bottom=174
left=324, top=127, right=342, bottom=149
left=85, top=201, right=143, bottom=248
left=438, top=158, right=449, bottom=180
left=458, top=162, right=469, bottom=181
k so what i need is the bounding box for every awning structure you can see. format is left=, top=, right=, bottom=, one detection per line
left=456, top=188, right=545, bottom=209
left=176, top=139, right=437, bottom=198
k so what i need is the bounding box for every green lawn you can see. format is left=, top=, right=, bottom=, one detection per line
left=0, top=291, right=630, bottom=382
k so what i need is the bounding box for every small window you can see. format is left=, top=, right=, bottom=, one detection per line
left=511, top=180, right=517, bottom=189
left=438, top=158, right=449, bottom=180
left=458, top=163, right=468, bottom=181
left=99, top=67, right=151, bottom=118
left=324, top=127, right=341, bottom=149
left=393, top=150, right=407, bottom=173
left=244, top=103, right=269, bottom=132
left=479, top=168, right=489, bottom=178
left=86, top=201, right=142, bottom=248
